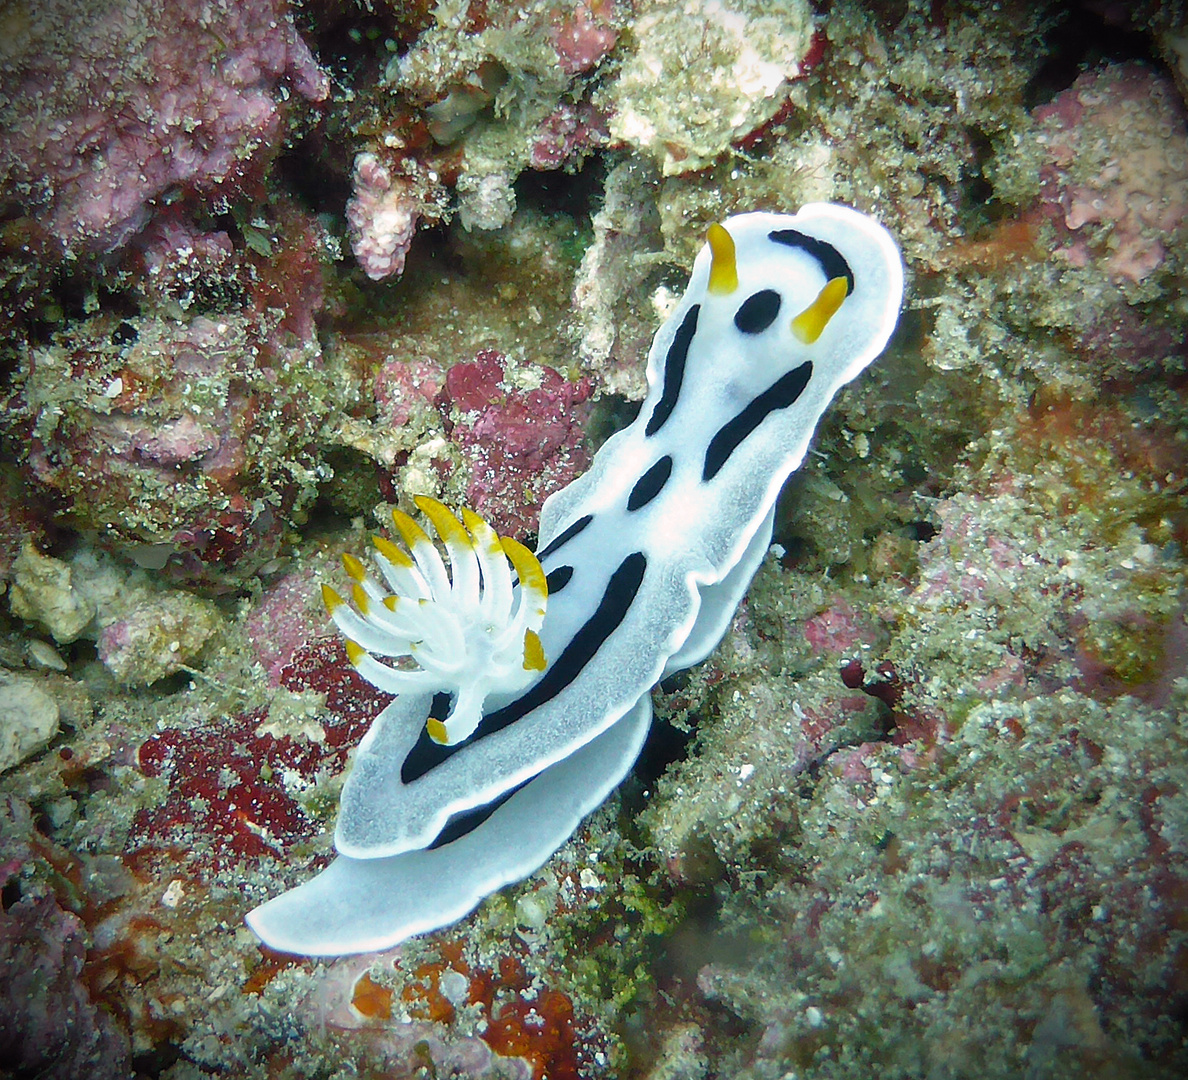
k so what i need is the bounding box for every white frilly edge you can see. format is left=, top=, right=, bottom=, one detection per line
left=245, top=695, right=652, bottom=956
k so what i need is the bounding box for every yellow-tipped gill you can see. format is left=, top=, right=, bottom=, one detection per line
left=523, top=629, right=546, bottom=671
left=391, top=507, right=431, bottom=549
left=500, top=536, right=548, bottom=602
left=372, top=533, right=413, bottom=568
left=415, top=496, right=472, bottom=549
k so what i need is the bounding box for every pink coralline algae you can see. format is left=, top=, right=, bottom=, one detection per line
left=1034, top=62, right=1188, bottom=284
left=529, top=103, right=610, bottom=171
left=346, top=152, right=425, bottom=282
left=374, top=354, right=445, bottom=432
left=443, top=350, right=593, bottom=538
left=95, top=592, right=221, bottom=686
left=802, top=599, right=878, bottom=657
left=132, top=212, right=245, bottom=316
left=549, top=1, right=620, bottom=75
left=0, top=0, right=328, bottom=259
left=245, top=561, right=334, bottom=686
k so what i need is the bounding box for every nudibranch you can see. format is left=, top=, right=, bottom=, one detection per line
left=247, top=205, right=903, bottom=955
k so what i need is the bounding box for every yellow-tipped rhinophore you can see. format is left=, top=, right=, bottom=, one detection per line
left=344, top=639, right=366, bottom=665
left=791, top=276, right=849, bottom=344
left=426, top=717, right=449, bottom=744
left=342, top=552, right=367, bottom=581
left=351, top=583, right=370, bottom=614
left=706, top=223, right=738, bottom=295
left=321, top=583, right=344, bottom=613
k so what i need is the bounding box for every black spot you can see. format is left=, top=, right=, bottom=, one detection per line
left=703, top=362, right=814, bottom=481
left=733, top=289, right=781, bottom=334
left=626, top=456, right=673, bottom=512
left=646, top=305, right=699, bottom=437
left=546, top=565, right=573, bottom=593
left=536, top=514, right=593, bottom=562
left=768, top=229, right=854, bottom=294
left=400, top=552, right=649, bottom=783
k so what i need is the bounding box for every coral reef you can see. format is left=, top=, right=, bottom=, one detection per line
left=605, top=0, right=815, bottom=176
left=2, top=207, right=344, bottom=586
left=0, top=0, right=327, bottom=262
left=339, top=0, right=620, bottom=280
left=0, top=0, right=1186, bottom=1077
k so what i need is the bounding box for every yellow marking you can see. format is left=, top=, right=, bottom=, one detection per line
left=372, top=533, right=413, bottom=569
left=461, top=507, right=502, bottom=553
left=415, top=496, right=472, bottom=549
left=391, top=507, right=431, bottom=550
left=500, top=537, right=548, bottom=598
left=523, top=629, right=547, bottom=671
left=342, top=552, right=366, bottom=581
left=383, top=596, right=399, bottom=611
left=344, top=640, right=366, bottom=666
left=351, top=583, right=370, bottom=613
left=426, top=717, right=449, bottom=744
left=321, top=583, right=344, bottom=613
left=791, top=276, right=849, bottom=344
left=706, top=223, right=738, bottom=295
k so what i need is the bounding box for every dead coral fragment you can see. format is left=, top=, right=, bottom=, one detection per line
left=95, top=592, right=222, bottom=687
left=346, top=153, right=425, bottom=282
left=606, top=0, right=814, bottom=175
left=8, top=543, right=95, bottom=645
left=0, top=674, right=60, bottom=773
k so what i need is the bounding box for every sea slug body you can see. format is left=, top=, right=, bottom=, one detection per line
left=247, top=205, right=904, bottom=956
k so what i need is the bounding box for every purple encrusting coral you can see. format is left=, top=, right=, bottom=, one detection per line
left=0, top=0, right=338, bottom=585
left=0, top=0, right=327, bottom=261
left=1034, top=62, right=1188, bottom=284
left=1, top=0, right=1187, bottom=1077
